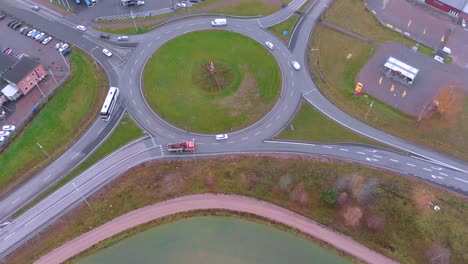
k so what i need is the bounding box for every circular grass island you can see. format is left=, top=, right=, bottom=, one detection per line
left=143, top=30, right=281, bottom=133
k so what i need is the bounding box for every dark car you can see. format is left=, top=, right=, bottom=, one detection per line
left=8, top=20, right=17, bottom=27
left=25, top=28, right=35, bottom=35
left=100, top=34, right=110, bottom=39
left=0, top=13, right=6, bottom=20
left=13, top=23, right=22, bottom=30
left=38, top=34, right=48, bottom=41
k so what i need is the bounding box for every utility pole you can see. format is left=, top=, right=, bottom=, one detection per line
left=36, top=142, right=50, bottom=158
left=49, top=69, right=59, bottom=86
left=364, top=100, right=374, bottom=120
left=72, top=182, right=91, bottom=207
left=33, top=79, right=46, bottom=98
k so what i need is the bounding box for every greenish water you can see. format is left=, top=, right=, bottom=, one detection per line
left=79, top=216, right=352, bottom=264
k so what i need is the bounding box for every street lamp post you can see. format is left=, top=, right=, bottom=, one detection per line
left=72, top=182, right=91, bottom=207
left=48, top=69, right=59, bottom=86
left=33, top=78, right=46, bottom=98
left=365, top=100, right=374, bottom=119
left=36, top=142, right=50, bottom=158
left=59, top=51, right=70, bottom=72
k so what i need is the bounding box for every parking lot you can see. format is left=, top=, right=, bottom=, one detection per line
left=54, top=0, right=172, bottom=20
left=356, top=42, right=468, bottom=116
left=0, top=15, right=69, bottom=126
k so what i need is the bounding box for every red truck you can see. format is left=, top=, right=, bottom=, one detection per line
left=167, top=140, right=196, bottom=153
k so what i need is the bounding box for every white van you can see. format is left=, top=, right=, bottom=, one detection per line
left=118, top=36, right=129, bottom=41
left=211, top=18, right=227, bottom=27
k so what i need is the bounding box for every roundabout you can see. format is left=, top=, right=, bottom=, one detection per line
left=143, top=30, right=281, bottom=133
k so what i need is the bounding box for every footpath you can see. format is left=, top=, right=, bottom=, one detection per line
left=35, top=194, right=399, bottom=264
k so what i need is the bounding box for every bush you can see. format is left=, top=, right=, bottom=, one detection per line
left=321, top=187, right=339, bottom=205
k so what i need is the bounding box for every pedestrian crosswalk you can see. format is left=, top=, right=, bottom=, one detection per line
left=95, top=8, right=174, bottom=21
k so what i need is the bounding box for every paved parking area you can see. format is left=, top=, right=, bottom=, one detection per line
left=56, top=0, right=172, bottom=20
left=356, top=42, right=468, bottom=116
left=367, top=0, right=468, bottom=69
left=0, top=16, right=69, bottom=126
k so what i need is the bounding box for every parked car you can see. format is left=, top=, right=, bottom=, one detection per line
left=215, top=134, right=228, bottom=141
left=55, top=42, right=63, bottom=49
left=462, top=18, right=467, bottom=28
left=100, top=34, right=110, bottom=39
left=265, top=41, right=274, bottom=50
left=117, top=36, right=129, bottom=41
left=31, top=5, right=41, bottom=11
left=13, top=23, right=22, bottom=30
left=2, top=48, right=11, bottom=53
left=28, top=30, right=37, bottom=37
left=19, top=26, right=29, bottom=33
left=42, top=36, right=53, bottom=44
left=7, top=20, right=16, bottom=27
left=0, top=131, right=10, bottom=137
left=31, top=31, right=40, bottom=38
left=38, top=34, right=48, bottom=41
left=0, top=136, right=5, bottom=142
left=25, top=28, right=35, bottom=35
left=291, top=61, right=301, bottom=70
left=102, top=48, right=112, bottom=57
left=35, top=32, right=45, bottom=40
left=59, top=43, right=69, bottom=53
left=2, top=125, right=15, bottom=131
left=76, top=25, right=87, bottom=31
left=0, top=13, right=6, bottom=20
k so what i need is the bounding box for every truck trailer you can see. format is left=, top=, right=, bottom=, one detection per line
left=167, top=140, right=196, bottom=153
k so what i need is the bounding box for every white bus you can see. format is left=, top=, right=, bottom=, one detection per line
left=100, top=87, right=119, bottom=121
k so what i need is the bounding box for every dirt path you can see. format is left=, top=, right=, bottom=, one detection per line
left=35, top=194, right=398, bottom=264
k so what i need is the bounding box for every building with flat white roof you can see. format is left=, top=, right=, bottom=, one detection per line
left=383, top=57, right=419, bottom=85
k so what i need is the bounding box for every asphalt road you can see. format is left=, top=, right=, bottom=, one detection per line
left=0, top=0, right=467, bottom=260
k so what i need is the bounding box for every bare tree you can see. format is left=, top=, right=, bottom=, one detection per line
left=431, top=81, right=464, bottom=122
left=357, top=178, right=378, bottom=205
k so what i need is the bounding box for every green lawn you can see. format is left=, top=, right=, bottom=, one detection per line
left=0, top=50, right=107, bottom=194
left=143, top=30, right=281, bottom=133
left=268, top=14, right=300, bottom=42
left=309, top=0, right=468, bottom=160
left=207, top=0, right=281, bottom=16
left=277, top=102, right=385, bottom=147
left=12, top=115, right=144, bottom=218
left=9, top=157, right=467, bottom=264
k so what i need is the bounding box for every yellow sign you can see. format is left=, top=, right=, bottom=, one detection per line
left=441, top=34, right=445, bottom=42
left=390, top=84, right=395, bottom=92
left=402, top=90, right=407, bottom=97
left=423, top=27, right=427, bottom=35
left=355, top=82, right=363, bottom=93
left=379, top=76, right=383, bottom=85
left=407, top=19, right=412, bottom=28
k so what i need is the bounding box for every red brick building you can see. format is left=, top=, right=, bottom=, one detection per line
left=1, top=55, right=47, bottom=95
left=424, top=0, right=468, bottom=20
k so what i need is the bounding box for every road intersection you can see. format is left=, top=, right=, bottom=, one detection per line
left=0, top=0, right=467, bottom=260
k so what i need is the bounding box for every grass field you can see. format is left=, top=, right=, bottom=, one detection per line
left=309, top=0, right=468, bottom=160
left=268, top=14, right=300, bottom=42
left=207, top=0, right=281, bottom=16
left=0, top=50, right=107, bottom=195
left=12, top=115, right=144, bottom=218
left=8, top=157, right=467, bottom=264
left=143, top=30, right=281, bottom=133
left=277, top=102, right=386, bottom=147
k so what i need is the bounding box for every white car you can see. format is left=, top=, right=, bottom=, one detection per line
left=265, top=41, right=274, bottom=50
left=76, top=25, right=87, bottom=31
left=175, top=2, right=188, bottom=8
left=0, top=136, right=4, bottom=142
left=55, top=42, right=63, bottom=50
left=0, top=131, right=10, bottom=137
left=27, top=29, right=36, bottom=37
left=102, top=48, right=112, bottom=57
left=216, top=134, right=228, bottom=141
left=2, top=125, right=15, bottom=131
left=117, top=36, right=129, bottom=41
left=59, top=43, right=69, bottom=53
left=137, top=0, right=145, bottom=5
left=42, top=36, right=53, bottom=45
left=34, top=32, right=45, bottom=40
left=462, top=19, right=467, bottom=28
left=291, top=61, right=301, bottom=70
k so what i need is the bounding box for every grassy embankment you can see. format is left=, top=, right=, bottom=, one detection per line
left=8, top=157, right=467, bottom=264
left=0, top=50, right=107, bottom=195
left=12, top=115, right=144, bottom=218
left=268, top=14, right=300, bottom=43
left=144, top=30, right=280, bottom=133
left=308, top=0, right=467, bottom=160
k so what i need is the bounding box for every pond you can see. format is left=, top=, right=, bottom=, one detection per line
left=79, top=216, right=352, bottom=264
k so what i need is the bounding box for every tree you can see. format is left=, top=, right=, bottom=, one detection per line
left=321, top=187, right=339, bottom=205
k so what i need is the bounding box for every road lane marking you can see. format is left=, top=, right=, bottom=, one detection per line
left=290, top=90, right=293, bottom=96
left=439, top=172, right=448, bottom=176
left=423, top=168, right=432, bottom=172
left=12, top=197, right=20, bottom=204
left=365, top=157, right=379, bottom=162
left=131, top=68, right=134, bottom=74
left=373, top=155, right=383, bottom=158
left=323, top=146, right=332, bottom=149
left=339, top=148, right=348, bottom=152
left=390, top=159, right=399, bottom=162
left=406, top=163, right=416, bottom=167
left=454, top=177, right=468, bottom=183
left=266, top=123, right=272, bottom=128
left=133, top=99, right=136, bottom=105
left=3, top=232, right=15, bottom=241
left=292, top=80, right=294, bottom=87
left=241, top=137, right=248, bottom=141
left=140, top=50, right=144, bottom=56
left=146, top=119, right=151, bottom=124
left=254, top=131, right=262, bottom=135
left=227, top=141, right=235, bottom=144
left=283, top=105, right=288, bottom=111
left=276, top=115, right=281, bottom=120
left=357, top=152, right=366, bottom=155
left=431, top=167, right=443, bottom=171
left=71, top=152, right=79, bottom=160
left=138, top=110, right=142, bottom=115
left=130, top=79, right=132, bottom=86
left=147, top=43, right=152, bottom=48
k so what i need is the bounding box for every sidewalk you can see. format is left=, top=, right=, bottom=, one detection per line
left=35, top=194, right=399, bottom=264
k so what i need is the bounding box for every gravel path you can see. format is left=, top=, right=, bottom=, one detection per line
left=35, top=194, right=399, bottom=264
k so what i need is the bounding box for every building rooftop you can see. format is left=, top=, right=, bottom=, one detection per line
left=439, top=0, right=468, bottom=11
left=2, top=56, right=40, bottom=84
left=0, top=53, right=17, bottom=77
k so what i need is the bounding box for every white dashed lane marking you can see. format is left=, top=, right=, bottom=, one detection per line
left=339, top=148, right=349, bottom=152
left=357, top=152, right=366, bottom=155
left=390, top=159, right=399, bottom=162
left=254, top=131, right=262, bottom=136
left=373, top=155, right=383, bottom=158
left=423, top=168, right=432, bottom=172
left=322, top=146, right=332, bottom=149
left=454, top=177, right=468, bottom=183
left=439, top=172, right=448, bottom=176
left=241, top=137, right=248, bottom=141
left=406, top=163, right=416, bottom=167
